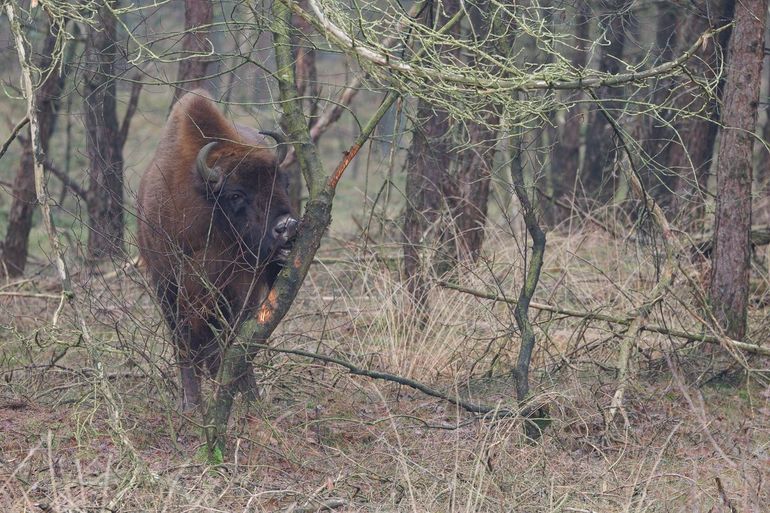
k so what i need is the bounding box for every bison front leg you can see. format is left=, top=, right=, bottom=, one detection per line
left=179, top=356, right=202, bottom=412
left=236, top=359, right=259, bottom=403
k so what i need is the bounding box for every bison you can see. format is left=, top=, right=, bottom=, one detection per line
left=137, top=90, right=299, bottom=410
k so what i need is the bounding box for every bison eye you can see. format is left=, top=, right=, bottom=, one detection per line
left=230, top=193, right=242, bottom=202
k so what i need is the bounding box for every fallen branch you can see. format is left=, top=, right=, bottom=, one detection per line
left=590, top=89, right=681, bottom=425
left=243, top=341, right=518, bottom=418
left=438, top=281, right=770, bottom=357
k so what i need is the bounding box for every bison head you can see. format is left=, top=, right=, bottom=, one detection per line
left=195, top=134, right=299, bottom=264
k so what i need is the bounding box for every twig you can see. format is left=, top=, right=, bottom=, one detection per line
left=243, top=341, right=519, bottom=418
left=119, top=75, right=143, bottom=150
left=438, top=281, right=770, bottom=357
left=287, top=499, right=347, bottom=513
left=302, top=0, right=730, bottom=92
left=0, top=116, right=29, bottom=161
left=42, top=157, right=88, bottom=200
left=281, top=0, right=426, bottom=169
left=0, top=291, right=60, bottom=299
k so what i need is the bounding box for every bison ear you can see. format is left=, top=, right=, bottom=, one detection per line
left=173, top=90, right=239, bottom=146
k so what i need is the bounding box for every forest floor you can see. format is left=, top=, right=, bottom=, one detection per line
left=1, top=227, right=769, bottom=512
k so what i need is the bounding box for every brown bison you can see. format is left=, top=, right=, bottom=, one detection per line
left=137, top=90, right=299, bottom=410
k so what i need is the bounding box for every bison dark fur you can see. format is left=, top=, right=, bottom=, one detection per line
left=137, top=90, right=298, bottom=410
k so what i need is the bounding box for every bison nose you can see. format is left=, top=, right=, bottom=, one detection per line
left=272, top=214, right=299, bottom=242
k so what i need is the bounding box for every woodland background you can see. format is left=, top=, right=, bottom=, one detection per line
left=1, top=0, right=769, bottom=511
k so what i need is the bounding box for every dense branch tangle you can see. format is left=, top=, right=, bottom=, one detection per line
left=295, top=0, right=728, bottom=128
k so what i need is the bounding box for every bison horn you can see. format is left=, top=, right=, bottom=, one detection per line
left=259, top=130, right=287, bottom=167
left=196, top=142, right=220, bottom=183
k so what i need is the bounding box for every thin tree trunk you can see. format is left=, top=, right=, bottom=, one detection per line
left=1, top=18, right=64, bottom=277
left=509, top=137, right=547, bottom=439
left=638, top=2, right=681, bottom=205
left=171, top=0, right=213, bottom=105
left=283, top=2, right=320, bottom=213
left=709, top=0, right=766, bottom=339
left=84, top=0, right=124, bottom=261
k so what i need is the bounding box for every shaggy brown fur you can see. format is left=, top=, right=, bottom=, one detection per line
left=137, top=90, right=297, bottom=409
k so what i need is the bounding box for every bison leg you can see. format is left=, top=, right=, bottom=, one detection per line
left=155, top=280, right=204, bottom=412
left=179, top=359, right=202, bottom=412
left=236, top=359, right=260, bottom=403
left=200, top=328, right=260, bottom=404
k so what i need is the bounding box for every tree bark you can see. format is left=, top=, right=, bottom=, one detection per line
left=171, top=0, right=213, bottom=105
left=84, top=0, right=125, bottom=261
left=446, top=0, right=498, bottom=262
left=403, top=100, right=453, bottom=312
left=709, top=0, right=766, bottom=339
left=1, top=18, right=64, bottom=277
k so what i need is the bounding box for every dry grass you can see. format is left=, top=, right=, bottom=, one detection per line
left=1, top=225, right=769, bottom=512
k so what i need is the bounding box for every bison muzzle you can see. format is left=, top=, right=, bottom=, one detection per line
left=137, top=90, right=299, bottom=410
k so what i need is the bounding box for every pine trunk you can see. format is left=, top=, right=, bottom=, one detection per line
left=709, top=0, right=766, bottom=339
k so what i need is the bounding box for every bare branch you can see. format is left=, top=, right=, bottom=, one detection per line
left=0, top=116, right=29, bottom=162
left=439, top=282, right=770, bottom=357
left=301, top=0, right=730, bottom=92
left=44, top=158, right=88, bottom=200
left=119, top=76, right=143, bottom=150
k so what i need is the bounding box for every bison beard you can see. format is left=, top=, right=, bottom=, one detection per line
left=137, top=90, right=299, bottom=410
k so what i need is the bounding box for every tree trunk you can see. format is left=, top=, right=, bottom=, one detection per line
left=550, top=4, right=590, bottom=219
left=449, top=121, right=497, bottom=262
left=171, top=0, right=213, bottom=105
left=582, top=0, right=631, bottom=203
left=1, top=19, right=64, bottom=277
left=84, top=1, right=124, bottom=261
left=666, top=1, right=735, bottom=221
left=709, top=0, right=766, bottom=339
left=403, top=100, right=453, bottom=312
left=283, top=3, right=320, bottom=214
left=446, top=0, right=498, bottom=262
